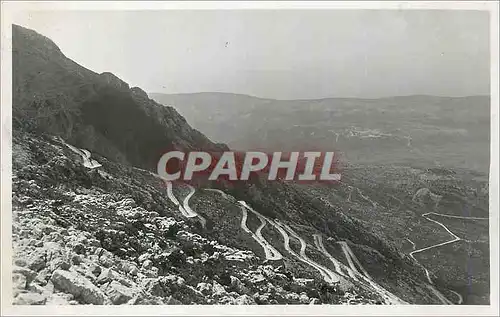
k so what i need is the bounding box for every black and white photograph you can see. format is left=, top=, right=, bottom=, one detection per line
left=1, top=1, right=498, bottom=315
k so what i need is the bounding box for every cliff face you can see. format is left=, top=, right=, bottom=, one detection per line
left=12, top=24, right=227, bottom=170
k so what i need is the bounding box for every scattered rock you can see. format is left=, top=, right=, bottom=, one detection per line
left=234, top=294, right=256, bottom=305
left=26, top=250, right=46, bottom=272
left=142, top=260, right=153, bottom=270
left=99, top=254, right=114, bottom=268
left=196, top=282, right=212, bottom=295
left=14, top=258, right=27, bottom=267
left=299, top=293, right=310, bottom=304
left=165, top=295, right=182, bottom=305
left=230, top=276, right=248, bottom=294
left=13, top=266, right=37, bottom=282
left=13, top=292, right=47, bottom=305
left=12, top=273, right=27, bottom=291
left=212, top=281, right=227, bottom=297
left=34, top=269, right=51, bottom=285
left=45, top=293, right=73, bottom=305
left=129, top=266, right=138, bottom=276
left=71, top=254, right=82, bottom=265
left=89, top=264, right=102, bottom=276
left=97, top=268, right=134, bottom=288
left=137, top=253, right=151, bottom=263
left=104, top=281, right=136, bottom=305
left=60, top=261, right=72, bottom=271
left=72, top=243, right=86, bottom=255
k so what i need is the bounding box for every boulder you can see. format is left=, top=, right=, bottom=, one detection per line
left=34, top=269, right=52, bottom=285
left=104, top=281, right=136, bottom=305
left=26, top=250, right=46, bottom=272
left=13, top=266, right=37, bottom=283
left=230, top=276, right=248, bottom=294
left=234, top=294, right=256, bottom=305
left=97, top=268, right=133, bottom=287
left=12, top=273, right=27, bottom=291
left=51, top=269, right=106, bottom=305
left=141, top=278, right=168, bottom=298
left=212, top=281, right=227, bottom=297
left=146, top=267, right=159, bottom=278
left=61, top=258, right=73, bottom=270
left=72, top=243, right=86, bottom=255
left=13, top=292, right=47, bottom=305
left=165, top=295, right=183, bottom=305
left=45, top=293, right=73, bottom=305
left=89, top=263, right=102, bottom=276
left=99, top=254, right=114, bottom=268
left=196, top=282, right=212, bottom=295
left=141, top=259, right=153, bottom=270
left=137, top=253, right=151, bottom=263
left=299, top=293, right=310, bottom=304
left=14, top=258, right=28, bottom=267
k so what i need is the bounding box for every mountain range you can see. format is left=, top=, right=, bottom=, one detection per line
left=150, top=92, right=490, bottom=175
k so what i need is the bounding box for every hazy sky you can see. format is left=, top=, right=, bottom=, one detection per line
left=13, top=10, right=490, bottom=99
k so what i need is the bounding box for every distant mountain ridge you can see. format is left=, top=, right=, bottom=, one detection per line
left=150, top=92, right=490, bottom=174
left=151, top=91, right=488, bottom=102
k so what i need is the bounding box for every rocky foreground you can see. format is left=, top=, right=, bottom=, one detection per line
left=11, top=131, right=378, bottom=305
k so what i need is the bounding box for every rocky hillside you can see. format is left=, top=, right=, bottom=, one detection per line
left=13, top=25, right=227, bottom=171
left=10, top=24, right=483, bottom=305
left=13, top=131, right=377, bottom=305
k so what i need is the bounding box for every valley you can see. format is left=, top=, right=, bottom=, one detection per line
left=9, top=24, right=490, bottom=306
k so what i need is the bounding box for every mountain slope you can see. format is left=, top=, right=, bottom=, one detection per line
left=10, top=24, right=478, bottom=305
left=13, top=25, right=228, bottom=171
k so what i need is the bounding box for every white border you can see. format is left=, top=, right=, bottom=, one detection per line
left=1, top=1, right=498, bottom=316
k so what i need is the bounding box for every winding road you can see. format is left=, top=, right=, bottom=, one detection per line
left=80, top=149, right=102, bottom=169
left=409, top=212, right=461, bottom=259
left=425, top=212, right=489, bottom=221
left=238, top=201, right=283, bottom=260
left=272, top=218, right=339, bottom=284
left=338, top=241, right=406, bottom=305
left=238, top=201, right=342, bottom=283
left=182, top=184, right=203, bottom=218
left=426, top=285, right=454, bottom=305
left=232, top=194, right=406, bottom=302
left=450, top=290, right=464, bottom=305
left=203, top=188, right=230, bottom=200
left=238, top=204, right=282, bottom=261
left=315, top=235, right=359, bottom=281
left=405, top=238, right=416, bottom=251
left=338, top=241, right=372, bottom=279
left=338, top=242, right=362, bottom=279
left=357, top=188, right=377, bottom=208
left=407, top=210, right=486, bottom=304
left=58, top=137, right=465, bottom=305
left=278, top=221, right=341, bottom=284
left=156, top=177, right=412, bottom=303
left=130, top=167, right=207, bottom=228
left=59, top=138, right=102, bottom=169
left=165, top=181, right=189, bottom=217
left=164, top=181, right=206, bottom=228
left=313, top=234, right=345, bottom=277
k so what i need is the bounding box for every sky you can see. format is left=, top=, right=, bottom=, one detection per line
left=13, top=9, right=490, bottom=99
